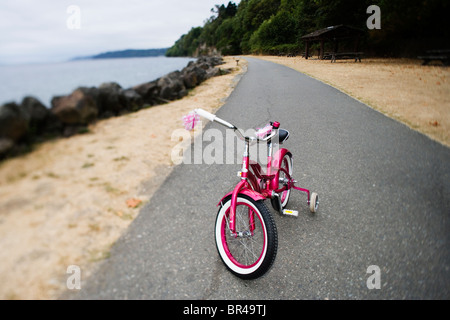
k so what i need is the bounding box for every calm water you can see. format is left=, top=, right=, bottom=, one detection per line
left=0, top=56, right=194, bottom=108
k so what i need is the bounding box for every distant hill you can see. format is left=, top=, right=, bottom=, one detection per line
left=72, top=48, right=168, bottom=60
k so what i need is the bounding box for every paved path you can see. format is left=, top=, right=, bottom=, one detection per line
left=71, top=57, right=449, bottom=300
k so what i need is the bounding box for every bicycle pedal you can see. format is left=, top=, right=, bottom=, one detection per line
left=282, top=209, right=298, bottom=217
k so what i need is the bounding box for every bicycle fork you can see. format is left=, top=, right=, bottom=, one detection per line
left=229, top=140, right=251, bottom=235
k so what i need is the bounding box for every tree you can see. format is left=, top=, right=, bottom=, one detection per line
left=165, top=27, right=203, bottom=57
left=166, top=0, right=450, bottom=57
left=249, top=10, right=297, bottom=52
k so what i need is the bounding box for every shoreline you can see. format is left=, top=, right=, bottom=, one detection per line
left=0, top=56, right=222, bottom=160
left=0, top=56, right=195, bottom=108
left=0, top=56, right=247, bottom=300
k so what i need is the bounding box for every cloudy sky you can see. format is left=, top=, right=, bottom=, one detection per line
left=0, top=0, right=239, bottom=65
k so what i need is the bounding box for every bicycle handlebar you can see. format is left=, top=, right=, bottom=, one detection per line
left=194, top=109, right=235, bottom=130
left=194, top=108, right=215, bottom=122
left=194, top=108, right=278, bottom=144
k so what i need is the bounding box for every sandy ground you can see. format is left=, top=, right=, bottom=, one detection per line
left=1, top=54, right=448, bottom=300
left=254, top=55, right=450, bottom=147
left=0, top=57, right=246, bottom=300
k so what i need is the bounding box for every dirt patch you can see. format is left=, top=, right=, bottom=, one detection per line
left=0, top=57, right=246, bottom=300
left=253, top=55, right=450, bottom=147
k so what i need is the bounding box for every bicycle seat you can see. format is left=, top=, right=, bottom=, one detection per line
left=278, top=129, right=290, bottom=144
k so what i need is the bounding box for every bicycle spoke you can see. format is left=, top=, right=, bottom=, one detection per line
left=223, top=202, right=265, bottom=267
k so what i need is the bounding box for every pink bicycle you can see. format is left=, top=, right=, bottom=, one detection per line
left=184, top=109, right=319, bottom=279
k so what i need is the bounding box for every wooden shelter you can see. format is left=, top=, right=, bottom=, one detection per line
left=301, top=25, right=364, bottom=60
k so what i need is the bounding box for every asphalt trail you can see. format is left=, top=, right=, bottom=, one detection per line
left=71, top=57, right=450, bottom=300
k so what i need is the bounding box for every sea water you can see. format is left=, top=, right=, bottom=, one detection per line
left=0, top=56, right=195, bottom=108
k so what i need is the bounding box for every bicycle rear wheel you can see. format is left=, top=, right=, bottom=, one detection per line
left=271, top=152, right=293, bottom=211
left=215, top=194, right=277, bottom=279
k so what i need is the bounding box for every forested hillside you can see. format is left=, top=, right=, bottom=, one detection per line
left=166, top=0, right=449, bottom=57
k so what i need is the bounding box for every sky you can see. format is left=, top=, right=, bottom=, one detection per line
left=0, top=0, right=240, bottom=65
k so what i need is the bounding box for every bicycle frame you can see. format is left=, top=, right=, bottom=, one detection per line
left=192, top=108, right=313, bottom=234
left=218, top=133, right=311, bottom=234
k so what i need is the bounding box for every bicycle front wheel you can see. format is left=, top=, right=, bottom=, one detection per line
left=215, top=194, right=278, bottom=279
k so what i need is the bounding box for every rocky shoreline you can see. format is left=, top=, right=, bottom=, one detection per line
left=0, top=56, right=228, bottom=159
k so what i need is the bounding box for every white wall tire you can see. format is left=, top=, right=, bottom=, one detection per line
left=215, top=194, right=277, bottom=279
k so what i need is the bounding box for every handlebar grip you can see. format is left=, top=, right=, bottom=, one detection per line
left=195, top=108, right=216, bottom=122
left=194, top=108, right=236, bottom=129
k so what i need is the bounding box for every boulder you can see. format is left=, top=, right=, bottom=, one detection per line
left=205, top=67, right=221, bottom=79
left=197, top=56, right=224, bottom=67
left=51, top=88, right=98, bottom=125
left=210, top=56, right=225, bottom=66
left=62, top=125, right=87, bottom=137
left=0, top=102, right=28, bottom=142
left=121, top=89, right=143, bottom=111
left=40, top=112, right=63, bottom=137
left=20, top=96, right=50, bottom=135
left=97, top=82, right=127, bottom=118
left=181, top=66, right=207, bottom=89
left=157, top=71, right=186, bottom=100
left=0, top=138, right=15, bottom=157
left=132, top=80, right=160, bottom=104
left=198, top=62, right=212, bottom=70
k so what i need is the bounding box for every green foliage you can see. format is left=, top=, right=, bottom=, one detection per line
left=166, top=0, right=450, bottom=58
left=249, top=10, right=298, bottom=52
left=166, top=27, right=203, bottom=57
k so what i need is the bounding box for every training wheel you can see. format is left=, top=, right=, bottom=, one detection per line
left=309, top=192, right=319, bottom=213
